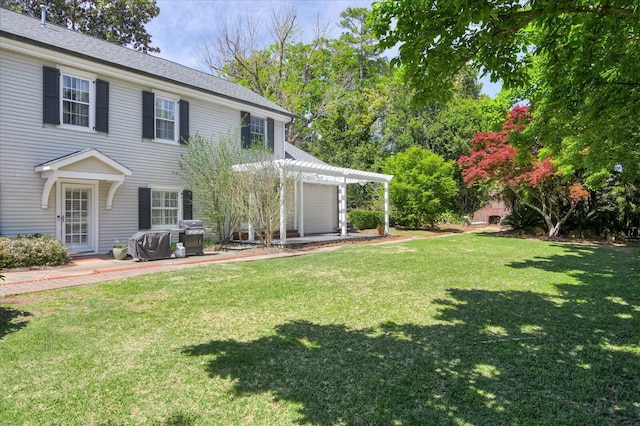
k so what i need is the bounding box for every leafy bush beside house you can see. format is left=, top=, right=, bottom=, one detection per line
left=348, top=210, right=384, bottom=230
left=384, top=146, right=458, bottom=229
left=0, top=235, right=71, bottom=269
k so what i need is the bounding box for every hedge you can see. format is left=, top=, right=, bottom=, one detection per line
left=0, top=234, right=71, bottom=269
left=348, top=210, right=384, bottom=230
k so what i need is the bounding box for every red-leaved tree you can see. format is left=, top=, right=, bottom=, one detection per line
left=458, top=106, right=589, bottom=237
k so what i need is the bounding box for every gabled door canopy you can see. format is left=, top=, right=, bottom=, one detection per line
left=35, top=148, right=132, bottom=209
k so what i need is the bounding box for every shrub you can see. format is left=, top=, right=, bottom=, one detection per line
left=436, top=211, right=460, bottom=225
left=0, top=234, right=71, bottom=269
left=503, top=204, right=545, bottom=230
left=383, top=147, right=458, bottom=228
left=348, top=210, right=384, bottom=230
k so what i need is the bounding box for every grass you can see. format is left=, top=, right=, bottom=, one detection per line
left=1, top=234, right=639, bottom=425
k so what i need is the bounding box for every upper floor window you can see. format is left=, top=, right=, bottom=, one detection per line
left=155, top=97, right=176, bottom=141
left=43, top=66, right=109, bottom=132
left=62, top=75, right=91, bottom=127
left=142, top=91, right=189, bottom=144
left=250, top=116, right=266, bottom=144
left=241, top=111, right=274, bottom=152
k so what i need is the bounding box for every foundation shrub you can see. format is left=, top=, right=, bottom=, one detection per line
left=0, top=234, right=71, bottom=269
left=436, top=211, right=460, bottom=225
left=348, top=210, right=384, bottom=230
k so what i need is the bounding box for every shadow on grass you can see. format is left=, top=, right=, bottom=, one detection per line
left=183, top=244, right=639, bottom=425
left=151, top=413, right=198, bottom=426
left=0, top=306, right=32, bottom=341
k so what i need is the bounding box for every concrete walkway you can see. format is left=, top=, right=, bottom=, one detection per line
left=1, top=235, right=411, bottom=297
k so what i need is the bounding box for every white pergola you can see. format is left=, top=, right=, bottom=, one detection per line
left=233, top=159, right=393, bottom=244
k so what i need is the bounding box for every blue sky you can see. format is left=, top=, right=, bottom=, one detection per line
left=146, top=0, right=501, bottom=97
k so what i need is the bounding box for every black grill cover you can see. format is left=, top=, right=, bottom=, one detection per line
left=128, top=231, right=172, bottom=260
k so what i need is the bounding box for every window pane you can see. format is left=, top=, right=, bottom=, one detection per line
left=62, top=75, right=90, bottom=127
left=156, top=119, right=174, bottom=140
left=152, top=194, right=162, bottom=207
left=250, top=116, right=266, bottom=143
left=155, top=97, right=176, bottom=140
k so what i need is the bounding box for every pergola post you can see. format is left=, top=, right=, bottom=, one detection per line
left=340, top=177, right=348, bottom=236
left=247, top=222, right=255, bottom=242
left=384, top=182, right=390, bottom=236
left=279, top=168, right=287, bottom=244
left=299, top=178, right=305, bottom=237
left=293, top=180, right=298, bottom=231
left=247, top=192, right=255, bottom=242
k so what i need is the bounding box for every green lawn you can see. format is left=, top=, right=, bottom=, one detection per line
left=1, top=234, right=639, bottom=425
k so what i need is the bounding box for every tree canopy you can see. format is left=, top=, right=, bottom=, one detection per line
left=4, top=0, right=160, bottom=53
left=458, top=106, right=590, bottom=237
left=371, top=0, right=640, bottom=101
left=197, top=3, right=637, bottom=234
left=371, top=0, right=640, bottom=186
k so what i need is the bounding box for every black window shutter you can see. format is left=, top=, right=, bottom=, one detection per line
left=95, top=79, right=109, bottom=133
left=241, top=111, right=251, bottom=148
left=179, top=100, right=189, bottom=144
left=43, top=66, right=60, bottom=124
left=142, top=91, right=155, bottom=139
left=267, top=118, right=275, bottom=152
left=138, top=187, right=151, bottom=230
left=183, top=190, right=193, bottom=220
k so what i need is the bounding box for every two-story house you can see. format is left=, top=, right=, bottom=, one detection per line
left=0, top=8, right=391, bottom=255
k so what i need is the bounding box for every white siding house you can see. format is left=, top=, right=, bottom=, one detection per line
left=0, top=9, right=391, bottom=254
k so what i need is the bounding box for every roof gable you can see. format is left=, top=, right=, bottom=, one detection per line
left=35, top=148, right=132, bottom=175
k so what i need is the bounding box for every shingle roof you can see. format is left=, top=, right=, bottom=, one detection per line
left=0, top=8, right=294, bottom=118
left=284, top=142, right=328, bottom=165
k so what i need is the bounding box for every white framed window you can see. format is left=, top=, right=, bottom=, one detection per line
left=151, top=189, right=180, bottom=228
left=250, top=116, right=266, bottom=144
left=155, top=95, right=177, bottom=142
left=59, top=68, right=95, bottom=130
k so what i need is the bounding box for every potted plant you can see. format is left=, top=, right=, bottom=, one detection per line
left=112, top=240, right=128, bottom=260
left=376, top=215, right=386, bottom=236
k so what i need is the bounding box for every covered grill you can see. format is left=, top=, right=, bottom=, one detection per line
left=178, top=220, right=205, bottom=256
left=128, top=231, right=172, bottom=261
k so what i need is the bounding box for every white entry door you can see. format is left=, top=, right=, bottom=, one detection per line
left=59, top=183, right=97, bottom=253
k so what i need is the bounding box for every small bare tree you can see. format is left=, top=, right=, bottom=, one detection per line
left=198, top=6, right=353, bottom=146
left=235, top=146, right=296, bottom=247
left=178, top=133, right=244, bottom=245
